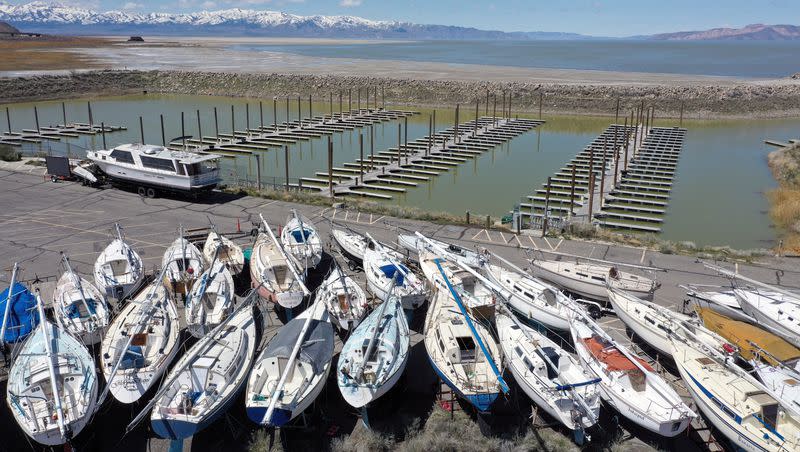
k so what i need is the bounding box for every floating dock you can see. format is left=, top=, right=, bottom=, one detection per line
left=298, top=116, right=544, bottom=199
left=168, top=108, right=418, bottom=156
left=0, top=123, right=127, bottom=146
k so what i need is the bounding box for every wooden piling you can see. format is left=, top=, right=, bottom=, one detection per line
left=246, top=103, right=250, bottom=133
left=273, top=97, right=278, bottom=130
left=382, top=85, right=385, bottom=109
left=614, top=97, right=620, bottom=124
left=327, top=136, right=334, bottom=197
left=329, top=93, right=333, bottom=118
left=404, top=116, right=409, bottom=164
left=297, top=96, right=302, bottom=129
left=259, top=101, right=264, bottom=128
left=284, top=145, right=290, bottom=189
left=347, top=88, right=351, bottom=115
left=538, top=91, right=543, bottom=119
left=454, top=103, right=460, bottom=144
left=428, top=114, right=433, bottom=155
left=370, top=124, right=374, bottom=162
left=160, top=114, right=165, bottom=146
left=600, top=138, right=607, bottom=208
left=33, top=106, right=40, bottom=133
left=396, top=123, right=401, bottom=164
left=214, top=107, right=220, bottom=141
left=543, top=177, right=551, bottom=235
left=255, top=154, right=262, bottom=191
left=101, top=122, right=107, bottom=149
left=87, top=101, right=93, bottom=127
left=339, top=92, right=343, bottom=117
left=138, top=116, right=144, bottom=144
left=493, top=95, right=497, bottom=126
left=432, top=110, right=436, bottom=148
left=623, top=116, right=630, bottom=171
left=357, top=87, right=361, bottom=113
left=679, top=101, right=684, bottom=127
left=466, top=211, right=470, bottom=224
left=587, top=174, right=595, bottom=223
left=501, top=92, right=506, bottom=121
left=486, top=90, right=490, bottom=115
left=474, top=99, right=479, bottom=137
left=359, top=133, right=364, bottom=184
left=61, top=102, right=67, bottom=126
left=308, top=95, right=312, bottom=126
left=5, top=107, right=10, bottom=133
left=286, top=96, right=290, bottom=131
left=196, top=110, right=202, bottom=146
left=231, top=105, right=235, bottom=138
left=569, top=164, right=576, bottom=217
left=181, top=112, right=186, bottom=149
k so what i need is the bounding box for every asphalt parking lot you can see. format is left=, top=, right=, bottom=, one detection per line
left=0, top=168, right=798, bottom=452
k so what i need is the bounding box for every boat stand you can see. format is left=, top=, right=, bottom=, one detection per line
left=359, top=406, right=371, bottom=429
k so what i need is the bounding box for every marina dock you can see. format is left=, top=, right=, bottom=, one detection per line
left=298, top=116, right=544, bottom=199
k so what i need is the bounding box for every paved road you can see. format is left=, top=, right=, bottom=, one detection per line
left=0, top=169, right=797, bottom=452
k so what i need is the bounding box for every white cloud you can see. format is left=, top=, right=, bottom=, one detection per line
left=122, top=2, right=143, bottom=10
left=339, top=0, right=362, bottom=6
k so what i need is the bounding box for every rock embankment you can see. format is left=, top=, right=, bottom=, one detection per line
left=3, top=70, right=800, bottom=119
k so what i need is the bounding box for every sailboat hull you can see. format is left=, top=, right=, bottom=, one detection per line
left=426, top=354, right=498, bottom=412
left=340, top=354, right=408, bottom=408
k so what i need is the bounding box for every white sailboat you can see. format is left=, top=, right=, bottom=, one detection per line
left=94, top=223, right=143, bottom=300
left=246, top=299, right=334, bottom=426
left=6, top=290, right=98, bottom=446
left=147, top=303, right=257, bottom=439
left=100, top=276, right=181, bottom=404
left=419, top=251, right=495, bottom=321
left=484, top=255, right=571, bottom=331
left=684, top=285, right=753, bottom=323
left=530, top=258, right=658, bottom=301
left=318, top=265, right=369, bottom=331
left=53, top=253, right=110, bottom=345
left=162, top=229, right=205, bottom=296
left=331, top=227, right=370, bottom=266
left=280, top=210, right=323, bottom=269
left=203, top=229, right=244, bottom=276
left=496, top=309, right=601, bottom=434
left=397, top=234, right=484, bottom=267
left=569, top=309, right=694, bottom=437
left=422, top=250, right=508, bottom=412
left=735, top=289, right=800, bottom=348
left=338, top=288, right=410, bottom=408
left=250, top=214, right=306, bottom=309
left=672, top=335, right=800, bottom=452
left=363, top=235, right=425, bottom=310
left=185, top=261, right=235, bottom=338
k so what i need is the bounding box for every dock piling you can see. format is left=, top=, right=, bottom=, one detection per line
left=61, top=102, right=67, bottom=126
left=255, top=154, right=262, bottom=191
left=327, top=136, right=333, bottom=197
left=101, top=122, right=107, bottom=149
left=348, top=89, right=352, bottom=117
left=33, top=106, right=40, bottom=133
left=493, top=94, right=497, bottom=126
left=214, top=107, right=219, bottom=142
left=679, top=101, right=684, bottom=127
left=140, top=116, right=144, bottom=145
left=396, top=123, right=401, bottom=164
left=284, top=145, right=290, bottom=190
left=231, top=105, right=235, bottom=140
left=454, top=104, right=459, bottom=144
left=87, top=102, right=93, bottom=127
left=160, top=114, right=165, bottom=146
left=308, top=95, right=312, bottom=126
left=623, top=117, right=630, bottom=171
left=197, top=110, right=202, bottom=145
left=359, top=133, right=364, bottom=184
left=297, top=96, right=302, bottom=129
left=538, top=92, right=543, bottom=119
left=273, top=97, right=278, bottom=130
left=370, top=124, right=374, bottom=162
left=474, top=99, right=479, bottom=137
left=569, top=164, right=576, bottom=217
left=181, top=112, right=186, bottom=150
left=588, top=173, right=595, bottom=223
left=615, top=98, right=620, bottom=124
left=5, top=107, right=10, bottom=133
left=600, top=138, right=607, bottom=207
left=259, top=101, right=264, bottom=128
left=404, top=116, right=408, bottom=164
left=427, top=114, right=432, bottom=156
left=246, top=103, right=250, bottom=135
left=357, top=88, right=361, bottom=113
left=286, top=96, right=290, bottom=131
left=543, top=177, right=551, bottom=236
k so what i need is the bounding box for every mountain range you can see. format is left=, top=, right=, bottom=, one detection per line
left=1, top=1, right=798, bottom=41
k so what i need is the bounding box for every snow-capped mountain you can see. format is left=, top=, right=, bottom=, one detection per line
left=0, top=1, right=592, bottom=39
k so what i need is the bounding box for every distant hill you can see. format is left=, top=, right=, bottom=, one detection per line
left=0, top=1, right=596, bottom=40
left=0, top=20, right=19, bottom=33
left=650, top=24, right=800, bottom=41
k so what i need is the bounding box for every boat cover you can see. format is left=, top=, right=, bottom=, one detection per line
left=379, top=264, right=407, bottom=286
left=290, top=229, right=313, bottom=243
left=582, top=334, right=653, bottom=372
left=696, top=307, right=800, bottom=365
left=0, top=283, right=39, bottom=343
left=263, top=317, right=334, bottom=374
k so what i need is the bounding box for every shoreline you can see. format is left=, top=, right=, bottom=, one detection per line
left=2, top=69, right=800, bottom=119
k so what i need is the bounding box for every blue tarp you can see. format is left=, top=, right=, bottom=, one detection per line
left=290, top=228, right=314, bottom=243
left=65, top=299, right=97, bottom=319
left=379, top=264, right=407, bottom=286
left=0, top=283, right=39, bottom=343
left=120, top=345, right=145, bottom=370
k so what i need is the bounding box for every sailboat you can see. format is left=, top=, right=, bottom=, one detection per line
left=250, top=214, right=307, bottom=309
left=6, top=290, right=98, bottom=446
left=735, top=289, right=800, bottom=348
left=338, top=290, right=410, bottom=408
left=419, top=251, right=495, bottom=321
left=318, top=265, right=369, bottom=331
left=696, top=307, right=800, bottom=410
left=496, top=309, right=601, bottom=434
left=203, top=229, right=244, bottom=276
left=363, top=236, right=425, bottom=310
left=53, top=253, right=110, bottom=345
left=570, top=308, right=694, bottom=437
left=280, top=210, right=323, bottom=269
left=162, top=229, right=205, bottom=296
left=148, top=303, right=257, bottom=439
left=94, top=223, right=144, bottom=300
left=1, top=263, right=39, bottom=344
left=530, top=258, right=658, bottom=301
left=484, top=256, right=571, bottom=331
left=185, top=261, right=235, bottom=338
left=397, top=234, right=484, bottom=267
left=246, top=299, right=334, bottom=426
left=684, top=285, right=752, bottom=323
left=672, top=334, right=800, bottom=452
left=423, top=256, right=507, bottom=411
left=100, top=276, right=181, bottom=404
left=331, top=227, right=370, bottom=266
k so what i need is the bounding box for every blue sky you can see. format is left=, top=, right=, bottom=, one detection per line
left=9, top=0, right=800, bottom=36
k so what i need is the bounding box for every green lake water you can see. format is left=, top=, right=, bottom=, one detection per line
left=3, top=94, right=796, bottom=249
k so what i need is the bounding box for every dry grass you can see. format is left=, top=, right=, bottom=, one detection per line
left=767, top=143, right=800, bottom=255
left=0, top=37, right=110, bottom=72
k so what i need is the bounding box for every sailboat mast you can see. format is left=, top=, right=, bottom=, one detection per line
left=354, top=275, right=397, bottom=381
left=705, top=262, right=800, bottom=302
left=34, top=289, right=68, bottom=441
left=260, top=214, right=310, bottom=296
left=292, top=209, right=312, bottom=271
left=0, top=262, right=19, bottom=343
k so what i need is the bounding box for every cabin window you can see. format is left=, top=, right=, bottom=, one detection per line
left=185, top=163, right=197, bottom=176
left=110, top=149, right=134, bottom=164
left=576, top=272, right=588, bottom=278
left=591, top=276, right=605, bottom=282
left=141, top=156, right=176, bottom=172
left=514, top=346, right=523, bottom=357
left=456, top=337, right=477, bottom=361
left=523, top=357, right=535, bottom=373
left=543, top=289, right=558, bottom=307
left=761, top=404, right=779, bottom=431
